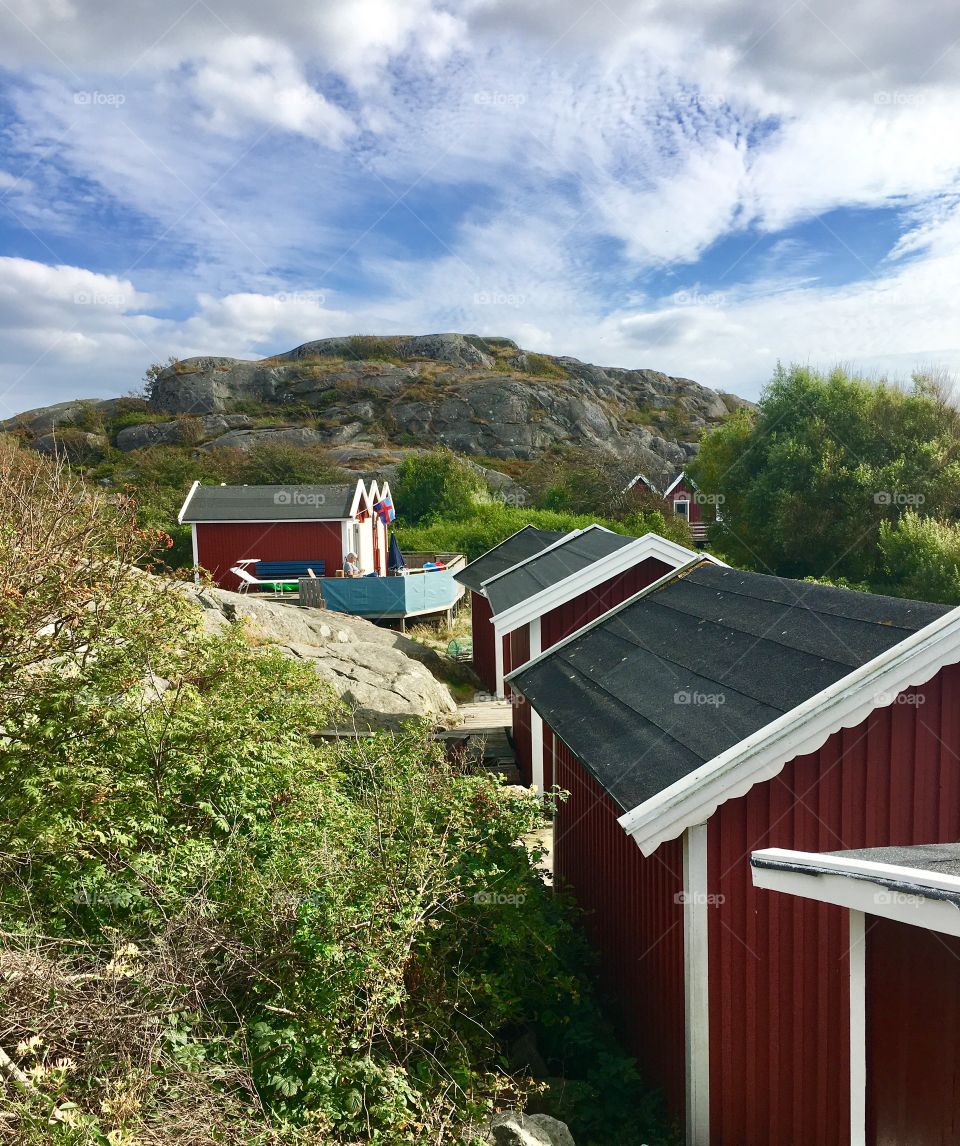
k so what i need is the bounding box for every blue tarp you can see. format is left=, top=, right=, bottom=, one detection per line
left=318, top=572, right=461, bottom=617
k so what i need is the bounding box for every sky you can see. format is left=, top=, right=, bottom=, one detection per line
left=1, top=0, right=960, bottom=414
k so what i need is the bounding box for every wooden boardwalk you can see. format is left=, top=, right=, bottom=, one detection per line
left=438, top=697, right=518, bottom=783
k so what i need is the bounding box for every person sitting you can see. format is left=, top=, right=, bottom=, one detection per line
left=343, top=551, right=363, bottom=577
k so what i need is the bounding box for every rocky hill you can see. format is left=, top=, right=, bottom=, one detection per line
left=4, top=333, right=749, bottom=483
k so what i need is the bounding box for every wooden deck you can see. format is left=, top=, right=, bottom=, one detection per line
left=437, top=698, right=518, bottom=783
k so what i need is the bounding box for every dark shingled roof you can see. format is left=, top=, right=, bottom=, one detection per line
left=510, top=561, right=950, bottom=812
left=827, top=843, right=960, bottom=880
left=182, top=483, right=359, bottom=522
left=454, top=526, right=567, bottom=592
left=485, top=527, right=635, bottom=615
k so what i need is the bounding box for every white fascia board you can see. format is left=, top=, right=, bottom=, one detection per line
left=456, top=525, right=540, bottom=592
left=349, top=478, right=370, bottom=517
left=478, top=527, right=587, bottom=591
left=186, top=517, right=351, bottom=524
left=503, top=555, right=714, bottom=684
left=751, top=849, right=960, bottom=938
left=619, top=606, right=960, bottom=856
left=663, top=472, right=686, bottom=497
left=177, top=479, right=201, bottom=524
left=492, top=533, right=701, bottom=637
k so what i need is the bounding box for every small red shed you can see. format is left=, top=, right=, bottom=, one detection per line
left=453, top=526, right=568, bottom=694
left=178, top=478, right=375, bottom=591
left=508, top=561, right=960, bottom=1146
left=482, top=529, right=704, bottom=790
left=662, top=471, right=709, bottom=545
left=752, top=843, right=960, bottom=1146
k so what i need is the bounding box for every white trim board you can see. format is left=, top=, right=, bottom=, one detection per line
left=478, top=526, right=592, bottom=591
left=683, top=824, right=711, bottom=1146
left=178, top=479, right=200, bottom=523
left=848, top=910, right=867, bottom=1146
left=504, top=555, right=719, bottom=684
left=619, top=604, right=960, bottom=856
left=751, top=847, right=960, bottom=938
left=491, top=532, right=701, bottom=637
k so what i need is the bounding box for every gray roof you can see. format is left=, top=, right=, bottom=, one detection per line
left=485, top=526, right=635, bottom=615
left=827, top=843, right=960, bottom=880
left=510, top=561, right=950, bottom=812
left=454, top=526, right=568, bottom=592
left=181, top=483, right=360, bottom=522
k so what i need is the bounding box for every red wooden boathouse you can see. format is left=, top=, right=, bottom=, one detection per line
left=508, top=561, right=960, bottom=1146
left=481, top=529, right=704, bottom=790
left=752, top=843, right=960, bottom=1145
left=178, top=478, right=379, bottom=591
left=453, top=525, right=567, bottom=694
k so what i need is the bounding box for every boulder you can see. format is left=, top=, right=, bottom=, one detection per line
left=183, top=584, right=457, bottom=728
left=31, top=430, right=108, bottom=461
left=114, top=414, right=255, bottom=451
left=486, top=1111, right=575, bottom=1146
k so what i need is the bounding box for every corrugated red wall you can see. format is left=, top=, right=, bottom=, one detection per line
left=708, top=664, right=960, bottom=1145
left=866, top=916, right=960, bottom=1145
left=553, top=739, right=687, bottom=1123
left=470, top=592, right=497, bottom=693
left=195, top=521, right=345, bottom=591
left=539, top=559, right=673, bottom=648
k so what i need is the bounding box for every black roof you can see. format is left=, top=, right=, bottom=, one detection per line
left=181, top=483, right=360, bottom=522
left=510, top=561, right=950, bottom=812
left=454, top=526, right=567, bottom=592
left=485, top=527, right=635, bottom=615
left=827, top=842, right=960, bottom=880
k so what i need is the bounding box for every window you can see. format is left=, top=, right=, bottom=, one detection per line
left=673, top=499, right=690, bottom=518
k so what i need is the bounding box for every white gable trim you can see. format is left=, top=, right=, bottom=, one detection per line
left=177, top=479, right=201, bottom=524
left=663, top=472, right=687, bottom=497
left=620, top=606, right=960, bottom=856
left=456, top=525, right=545, bottom=595
left=504, top=555, right=723, bottom=684
left=349, top=478, right=371, bottom=517
left=479, top=526, right=589, bottom=591
left=492, top=533, right=701, bottom=637
left=751, top=848, right=960, bottom=938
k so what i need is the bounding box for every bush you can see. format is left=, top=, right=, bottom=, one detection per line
left=0, top=447, right=675, bottom=1144
left=393, top=449, right=487, bottom=524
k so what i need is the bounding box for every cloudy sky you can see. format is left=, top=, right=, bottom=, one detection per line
left=2, top=0, right=960, bottom=413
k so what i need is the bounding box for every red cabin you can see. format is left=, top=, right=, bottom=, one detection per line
left=482, top=528, right=703, bottom=790
left=178, top=478, right=381, bottom=591
left=752, top=843, right=960, bottom=1146
left=508, top=561, right=960, bottom=1146
left=453, top=526, right=567, bottom=694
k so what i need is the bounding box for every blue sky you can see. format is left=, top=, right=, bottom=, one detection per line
left=1, top=0, right=960, bottom=413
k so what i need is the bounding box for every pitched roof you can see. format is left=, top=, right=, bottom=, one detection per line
left=490, top=533, right=706, bottom=636
left=484, top=526, right=635, bottom=614
left=509, top=561, right=952, bottom=845
left=179, top=481, right=364, bottom=522
left=453, top=525, right=568, bottom=592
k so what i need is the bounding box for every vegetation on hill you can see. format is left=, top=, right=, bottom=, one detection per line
left=689, top=364, right=960, bottom=601
left=0, top=444, right=675, bottom=1144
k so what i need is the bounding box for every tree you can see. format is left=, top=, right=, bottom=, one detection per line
left=878, top=510, right=960, bottom=603
left=393, top=448, right=486, bottom=523
left=688, top=364, right=960, bottom=585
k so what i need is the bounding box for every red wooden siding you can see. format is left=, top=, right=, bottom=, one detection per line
left=470, top=592, right=497, bottom=694
left=553, top=739, right=687, bottom=1123
left=196, top=521, right=345, bottom=592
left=866, top=916, right=960, bottom=1145
left=708, top=664, right=960, bottom=1146
left=539, top=559, right=673, bottom=649
left=509, top=625, right=532, bottom=782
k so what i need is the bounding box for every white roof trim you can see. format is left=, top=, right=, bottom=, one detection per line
left=177, top=479, right=201, bottom=524
left=492, top=532, right=700, bottom=636
left=456, top=524, right=546, bottom=593
left=619, top=604, right=960, bottom=856
left=751, top=847, right=960, bottom=938
left=478, top=527, right=586, bottom=590
left=663, top=472, right=687, bottom=496
left=505, top=555, right=721, bottom=682
left=349, top=478, right=371, bottom=517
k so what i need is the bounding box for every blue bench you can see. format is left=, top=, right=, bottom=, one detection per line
left=255, top=560, right=326, bottom=579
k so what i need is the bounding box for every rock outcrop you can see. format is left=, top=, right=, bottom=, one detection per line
left=484, top=1111, right=576, bottom=1146
left=183, top=583, right=457, bottom=728
left=4, top=334, right=751, bottom=482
